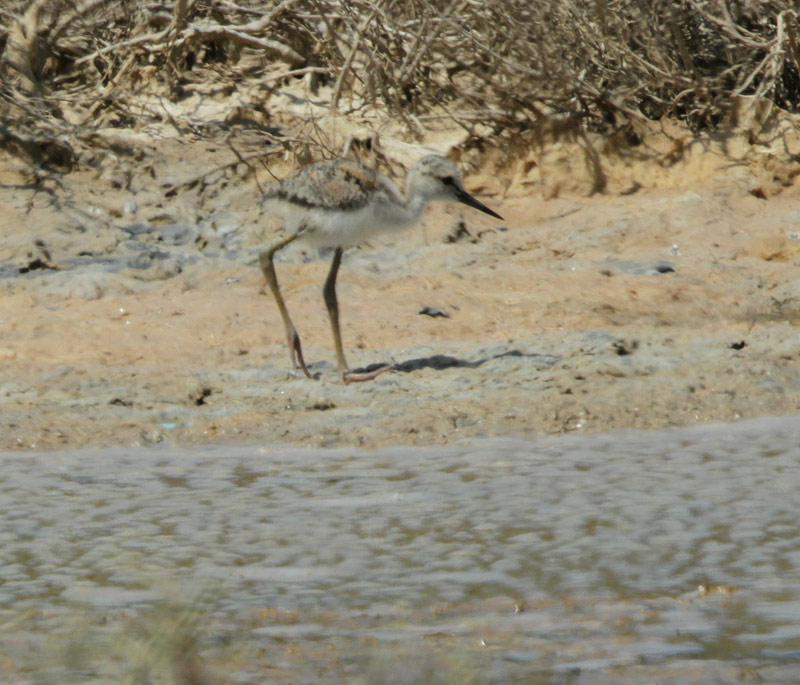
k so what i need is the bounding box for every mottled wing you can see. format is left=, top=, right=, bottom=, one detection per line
left=272, top=160, right=383, bottom=211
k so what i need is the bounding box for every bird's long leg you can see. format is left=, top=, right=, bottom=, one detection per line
left=323, top=247, right=349, bottom=374
left=259, top=234, right=312, bottom=379
left=323, top=247, right=393, bottom=384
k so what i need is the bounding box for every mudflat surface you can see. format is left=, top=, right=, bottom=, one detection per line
left=3, top=417, right=800, bottom=683
left=2, top=111, right=800, bottom=450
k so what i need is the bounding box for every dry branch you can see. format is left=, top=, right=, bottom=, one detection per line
left=178, top=22, right=303, bottom=66
left=161, top=147, right=279, bottom=197
left=331, top=6, right=377, bottom=111
left=2, top=0, right=800, bottom=172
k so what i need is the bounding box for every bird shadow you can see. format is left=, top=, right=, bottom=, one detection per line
left=349, top=349, right=558, bottom=376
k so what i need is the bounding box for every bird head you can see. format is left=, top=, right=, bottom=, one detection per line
left=407, top=155, right=503, bottom=219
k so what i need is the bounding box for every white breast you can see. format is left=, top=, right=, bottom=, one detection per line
left=283, top=196, right=426, bottom=249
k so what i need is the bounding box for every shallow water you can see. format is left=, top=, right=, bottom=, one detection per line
left=2, top=416, right=800, bottom=683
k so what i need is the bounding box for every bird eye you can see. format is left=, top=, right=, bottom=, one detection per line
left=442, top=176, right=456, bottom=186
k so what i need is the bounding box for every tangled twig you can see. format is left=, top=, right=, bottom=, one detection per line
left=1, top=0, right=800, bottom=169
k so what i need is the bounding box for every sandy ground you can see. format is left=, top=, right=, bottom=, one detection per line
left=2, top=110, right=800, bottom=450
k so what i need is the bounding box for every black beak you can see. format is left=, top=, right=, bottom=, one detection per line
left=454, top=187, right=504, bottom=220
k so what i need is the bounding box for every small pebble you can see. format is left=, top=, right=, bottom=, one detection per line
left=418, top=306, right=450, bottom=318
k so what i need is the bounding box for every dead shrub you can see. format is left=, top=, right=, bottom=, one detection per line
left=1, top=0, right=799, bottom=166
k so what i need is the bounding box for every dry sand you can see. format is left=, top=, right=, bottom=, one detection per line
left=2, top=108, right=800, bottom=451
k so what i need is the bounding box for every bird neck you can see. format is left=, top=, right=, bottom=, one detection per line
left=403, top=191, right=430, bottom=223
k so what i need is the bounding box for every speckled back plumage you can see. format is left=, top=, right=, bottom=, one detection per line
left=262, top=154, right=501, bottom=249
left=265, top=159, right=395, bottom=212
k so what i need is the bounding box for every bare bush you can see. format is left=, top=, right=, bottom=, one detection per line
left=1, top=0, right=799, bottom=168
